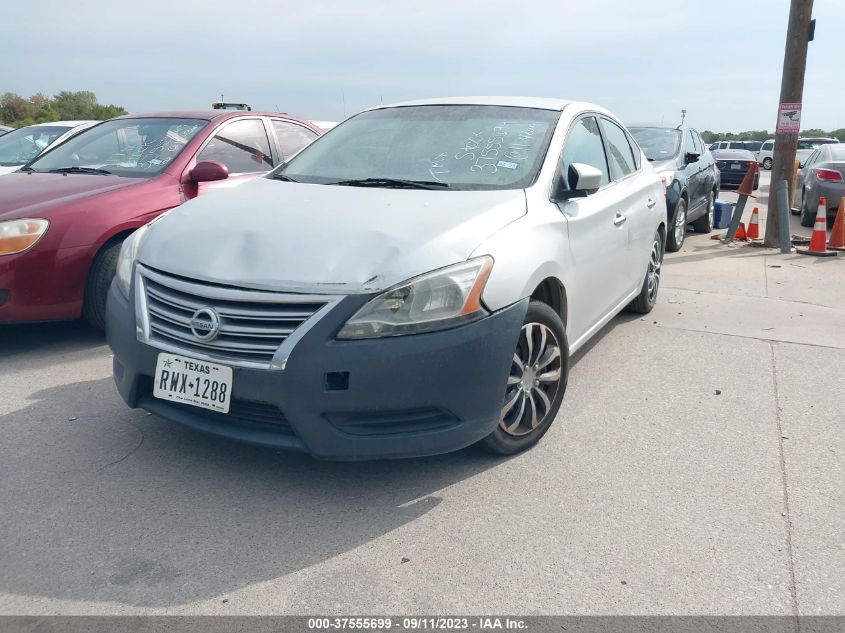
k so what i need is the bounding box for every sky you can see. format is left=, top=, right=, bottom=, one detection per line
left=2, top=0, right=843, bottom=132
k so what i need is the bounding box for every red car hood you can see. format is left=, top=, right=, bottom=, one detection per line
left=0, top=172, right=140, bottom=219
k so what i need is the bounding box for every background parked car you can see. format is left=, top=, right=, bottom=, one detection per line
left=757, top=137, right=841, bottom=170
left=0, top=110, right=321, bottom=328
left=0, top=125, right=13, bottom=137
left=757, top=139, right=775, bottom=169
left=796, top=137, right=839, bottom=168
left=630, top=125, right=720, bottom=251
left=795, top=144, right=845, bottom=227
left=712, top=149, right=759, bottom=190
left=709, top=140, right=763, bottom=153
left=0, top=121, right=97, bottom=175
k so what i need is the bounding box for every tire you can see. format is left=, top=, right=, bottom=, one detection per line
left=692, top=190, right=715, bottom=233
left=666, top=197, right=687, bottom=252
left=626, top=229, right=664, bottom=315
left=800, top=194, right=816, bottom=228
left=478, top=301, right=569, bottom=455
left=763, top=157, right=772, bottom=170
left=83, top=240, right=123, bottom=330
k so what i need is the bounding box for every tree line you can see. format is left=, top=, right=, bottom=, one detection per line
left=0, top=91, right=127, bottom=127
left=700, top=128, right=845, bottom=143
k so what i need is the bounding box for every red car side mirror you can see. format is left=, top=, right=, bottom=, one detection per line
left=190, top=160, right=229, bottom=183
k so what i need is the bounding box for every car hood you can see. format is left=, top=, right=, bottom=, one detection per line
left=0, top=172, right=140, bottom=219
left=140, top=178, right=527, bottom=294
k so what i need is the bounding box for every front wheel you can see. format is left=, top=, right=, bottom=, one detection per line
left=478, top=301, right=569, bottom=455
left=666, top=198, right=687, bottom=252
left=626, top=229, right=664, bottom=314
left=83, top=241, right=123, bottom=330
left=763, top=157, right=773, bottom=170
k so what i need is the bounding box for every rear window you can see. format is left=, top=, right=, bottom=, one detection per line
left=830, top=146, right=845, bottom=160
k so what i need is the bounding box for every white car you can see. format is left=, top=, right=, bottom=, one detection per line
left=107, top=97, right=666, bottom=459
left=757, top=137, right=840, bottom=170
left=0, top=121, right=97, bottom=175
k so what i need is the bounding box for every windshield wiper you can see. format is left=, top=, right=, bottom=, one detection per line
left=48, top=166, right=113, bottom=175
left=271, top=173, right=299, bottom=182
left=19, top=166, right=36, bottom=172
left=329, top=177, right=450, bottom=190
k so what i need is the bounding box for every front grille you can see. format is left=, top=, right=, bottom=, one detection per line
left=139, top=266, right=328, bottom=367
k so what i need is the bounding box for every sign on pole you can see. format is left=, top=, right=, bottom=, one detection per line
left=777, top=102, right=802, bottom=134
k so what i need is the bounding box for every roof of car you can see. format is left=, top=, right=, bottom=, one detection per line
left=113, top=110, right=315, bottom=126
left=712, top=149, right=756, bottom=159
left=375, top=96, right=577, bottom=111
left=29, top=120, right=97, bottom=127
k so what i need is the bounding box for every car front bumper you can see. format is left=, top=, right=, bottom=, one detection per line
left=107, top=283, right=527, bottom=460
left=0, top=245, right=89, bottom=323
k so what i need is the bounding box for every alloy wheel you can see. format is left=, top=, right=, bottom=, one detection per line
left=647, top=237, right=662, bottom=303
left=674, top=205, right=686, bottom=246
left=500, top=323, right=563, bottom=437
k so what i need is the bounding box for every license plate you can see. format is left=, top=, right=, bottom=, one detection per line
left=153, top=353, right=232, bottom=413
left=731, top=163, right=742, bottom=170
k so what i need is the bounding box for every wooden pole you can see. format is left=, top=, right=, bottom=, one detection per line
left=764, top=0, right=814, bottom=247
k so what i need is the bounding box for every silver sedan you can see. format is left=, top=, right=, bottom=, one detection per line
left=108, top=97, right=667, bottom=459
left=796, top=144, right=845, bottom=227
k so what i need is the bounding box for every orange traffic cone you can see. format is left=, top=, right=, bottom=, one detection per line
left=736, top=162, right=759, bottom=197
left=746, top=207, right=760, bottom=240
left=828, top=196, right=845, bottom=251
left=797, top=196, right=837, bottom=257
left=735, top=222, right=747, bottom=241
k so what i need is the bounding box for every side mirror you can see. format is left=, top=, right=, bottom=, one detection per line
left=685, top=151, right=701, bottom=164
left=554, top=163, right=603, bottom=200
left=190, top=160, right=229, bottom=183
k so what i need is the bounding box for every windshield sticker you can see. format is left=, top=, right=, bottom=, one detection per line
left=496, top=160, right=518, bottom=170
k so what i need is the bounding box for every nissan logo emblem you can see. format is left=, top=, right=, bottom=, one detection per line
left=189, top=307, right=221, bottom=341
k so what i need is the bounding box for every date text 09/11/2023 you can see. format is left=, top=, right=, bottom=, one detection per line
left=306, top=617, right=528, bottom=630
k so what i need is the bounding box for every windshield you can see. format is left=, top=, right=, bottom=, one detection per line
left=629, top=127, right=682, bottom=162
left=28, top=117, right=207, bottom=177
left=277, top=105, right=560, bottom=190
left=0, top=125, right=71, bottom=166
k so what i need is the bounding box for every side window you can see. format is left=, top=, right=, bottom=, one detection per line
left=762, top=141, right=774, bottom=151
left=692, top=131, right=703, bottom=153
left=601, top=119, right=637, bottom=180
left=805, top=149, right=820, bottom=166
left=560, top=116, right=609, bottom=189
left=271, top=120, right=318, bottom=161
left=196, top=119, right=273, bottom=173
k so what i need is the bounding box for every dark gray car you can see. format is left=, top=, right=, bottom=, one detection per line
left=630, top=126, right=720, bottom=251
left=796, top=144, right=845, bottom=227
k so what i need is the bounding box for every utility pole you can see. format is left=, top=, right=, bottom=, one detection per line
left=765, top=0, right=814, bottom=247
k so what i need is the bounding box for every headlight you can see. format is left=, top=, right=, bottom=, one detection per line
left=114, top=224, right=149, bottom=298
left=337, top=256, right=494, bottom=339
left=0, top=219, right=49, bottom=256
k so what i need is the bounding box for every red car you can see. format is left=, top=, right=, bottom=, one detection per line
left=0, top=110, right=321, bottom=328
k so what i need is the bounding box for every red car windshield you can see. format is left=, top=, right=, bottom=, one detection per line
left=27, top=118, right=207, bottom=178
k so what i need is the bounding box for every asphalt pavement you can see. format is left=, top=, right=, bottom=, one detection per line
left=1, top=172, right=843, bottom=615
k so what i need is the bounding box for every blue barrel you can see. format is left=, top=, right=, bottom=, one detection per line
left=714, top=200, right=733, bottom=229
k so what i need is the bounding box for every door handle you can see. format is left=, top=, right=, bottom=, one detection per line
left=613, top=212, right=627, bottom=226
left=647, top=197, right=656, bottom=209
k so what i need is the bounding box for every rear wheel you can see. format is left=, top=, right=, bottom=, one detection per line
left=692, top=190, right=715, bottom=233
left=800, top=194, right=817, bottom=228
left=666, top=198, right=687, bottom=252
left=83, top=241, right=123, bottom=330
left=626, top=229, right=663, bottom=314
left=763, top=157, right=773, bottom=170
left=478, top=301, right=569, bottom=455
